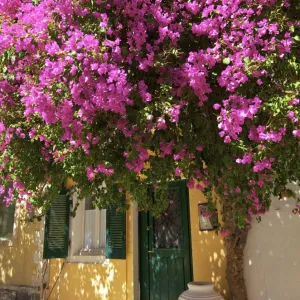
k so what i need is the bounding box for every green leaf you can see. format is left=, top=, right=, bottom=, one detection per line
left=294, top=36, right=300, bottom=42
left=222, top=57, right=231, bottom=65
left=243, top=57, right=250, bottom=63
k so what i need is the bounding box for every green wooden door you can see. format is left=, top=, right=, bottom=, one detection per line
left=140, top=180, right=193, bottom=300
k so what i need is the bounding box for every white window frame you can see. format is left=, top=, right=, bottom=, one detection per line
left=68, top=192, right=108, bottom=263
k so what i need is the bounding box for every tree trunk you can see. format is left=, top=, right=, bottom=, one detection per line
left=223, top=202, right=249, bottom=300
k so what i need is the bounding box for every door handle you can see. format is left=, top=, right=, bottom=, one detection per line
left=148, top=250, right=154, bottom=253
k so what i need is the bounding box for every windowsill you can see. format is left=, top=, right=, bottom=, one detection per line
left=67, top=255, right=107, bottom=264
left=67, top=248, right=108, bottom=264
left=79, top=248, right=105, bottom=256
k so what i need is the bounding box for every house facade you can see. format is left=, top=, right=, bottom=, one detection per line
left=0, top=180, right=228, bottom=300
left=1, top=181, right=300, bottom=300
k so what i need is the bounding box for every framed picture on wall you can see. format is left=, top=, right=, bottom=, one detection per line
left=198, top=203, right=218, bottom=231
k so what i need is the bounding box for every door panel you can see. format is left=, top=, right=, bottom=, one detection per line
left=140, top=181, right=192, bottom=300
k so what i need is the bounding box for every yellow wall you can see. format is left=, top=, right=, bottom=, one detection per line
left=0, top=183, right=227, bottom=299
left=47, top=259, right=127, bottom=300
left=189, top=188, right=228, bottom=297
left=0, top=207, right=41, bottom=287
left=46, top=204, right=134, bottom=300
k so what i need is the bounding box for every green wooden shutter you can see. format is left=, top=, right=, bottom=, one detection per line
left=43, top=190, right=70, bottom=259
left=106, top=205, right=126, bottom=259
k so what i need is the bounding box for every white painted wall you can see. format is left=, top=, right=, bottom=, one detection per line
left=244, top=183, right=300, bottom=300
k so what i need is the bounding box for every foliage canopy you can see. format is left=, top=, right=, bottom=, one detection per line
left=0, top=0, right=299, bottom=231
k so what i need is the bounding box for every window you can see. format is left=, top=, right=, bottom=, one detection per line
left=43, top=189, right=126, bottom=261
left=0, top=201, right=16, bottom=240
left=68, top=193, right=107, bottom=261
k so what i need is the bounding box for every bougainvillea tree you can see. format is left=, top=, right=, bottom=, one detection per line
left=0, top=0, right=299, bottom=298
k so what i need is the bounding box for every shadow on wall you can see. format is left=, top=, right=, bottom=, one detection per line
left=189, top=188, right=228, bottom=298
left=244, top=182, right=300, bottom=300
left=46, top=259, right=127, bottom=300
left=0, top=207, right=41, bottom=287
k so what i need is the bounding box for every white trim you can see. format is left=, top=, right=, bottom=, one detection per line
left=67, top=255, right=108, bottom=264
left=79, top=247, right=105, bottom=256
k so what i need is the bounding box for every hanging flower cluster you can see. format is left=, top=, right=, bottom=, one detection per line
left=0, top=0, right=299, bottom=224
